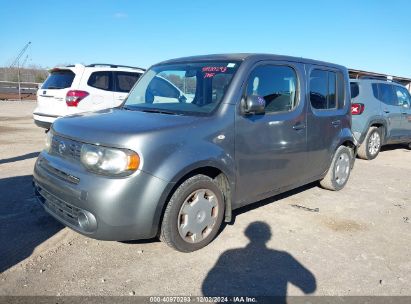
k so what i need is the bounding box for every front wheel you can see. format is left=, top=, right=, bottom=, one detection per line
left=320, top=145, right=353, bottom=191
left=160, top=175, right=225, bottom=252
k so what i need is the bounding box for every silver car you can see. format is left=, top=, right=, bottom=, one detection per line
left=34, top=54, right=356, bottom=252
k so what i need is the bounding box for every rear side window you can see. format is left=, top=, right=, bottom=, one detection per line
left=350, top=82, right=359, bottom=99
left=115, top=72, right=141, bottom=93
left=87, top=71, right=112, bottom=91
left=375, top=83, right=397, bottom=106
left=41, top=70, right=75, bottom=89
left=246, top=65, right=298, bottom=113
left=310, top=69, right=339, bottom=110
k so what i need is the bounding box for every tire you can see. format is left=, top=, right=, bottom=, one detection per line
left=160, top=174, right=225, bottom=252
left=357, top=127, right=382, bottom=160
left=320, top=145, right=353, bottom=191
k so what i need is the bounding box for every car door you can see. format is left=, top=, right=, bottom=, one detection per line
left=235, top=62, right=307, bottom=205
left=113, top=71, right=142, bottom=107
left=377, top=83, right=403, bottom=142
left=393, top=85, right=411, bottom=141
left=84, top=71, right=114, bottom=111
left=305, top=66, right=346, bottom=179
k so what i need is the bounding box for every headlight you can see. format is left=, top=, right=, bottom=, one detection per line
left=80, top=144, right=140, bottom=176
left=45, top=131, right=53, bottom=152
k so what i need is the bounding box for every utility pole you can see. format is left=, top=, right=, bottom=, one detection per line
left=10, top=41, right=31, bottom=101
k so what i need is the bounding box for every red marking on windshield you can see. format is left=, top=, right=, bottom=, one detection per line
left=202, top=66, right=227, bottom=73
left=204, top=73, right=215, bottom=78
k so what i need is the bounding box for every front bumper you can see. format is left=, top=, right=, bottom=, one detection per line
left=33, top=152, right=170, bottom=241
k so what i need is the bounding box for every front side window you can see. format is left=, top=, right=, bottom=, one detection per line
left=41, top=70, right=75, bottom=89
left=246, top=65, right=298, bottom=113
left=87, top=71, right=111, bottom=91
left=309, top=69, right=339, bottom=110
left=124, top=61, right=240, bottom=115
left=394, top=86, right=411, bottom=107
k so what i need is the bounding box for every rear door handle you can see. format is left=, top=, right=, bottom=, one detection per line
left=331, top=120, right=341, bottom=126
left=292, top=122, right=306, bottom=130
left=383, top=109, right=390, bottom=113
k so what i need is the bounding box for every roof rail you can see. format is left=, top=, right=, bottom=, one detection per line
left=358, top=76, right=405, bottom=85
left=358, top=75, right=389, bottom=81
left=86, top=63, right=146, bottom=70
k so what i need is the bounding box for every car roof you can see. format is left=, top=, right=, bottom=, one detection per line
left=156, top=53, right=346, bottom=70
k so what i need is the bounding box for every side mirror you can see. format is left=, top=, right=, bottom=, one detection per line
left=403, top=102, right=410, bottom=108
left=243, top=95, right=265, bottom=115
left=178, top=94, right=187, bottom=103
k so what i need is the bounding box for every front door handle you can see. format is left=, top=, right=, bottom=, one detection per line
left=292, top=122, right=306, bottom=130
left=383, top=109, right=390, bottom=113
left=331, top=120, right=341, bottom=127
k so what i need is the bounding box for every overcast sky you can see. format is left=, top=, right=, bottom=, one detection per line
left=1, top=0, right=410, bottom=77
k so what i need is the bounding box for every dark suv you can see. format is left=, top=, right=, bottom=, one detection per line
left=33, top=54, right=356, bottom=252
left=350, top=79, right=411, bottom=160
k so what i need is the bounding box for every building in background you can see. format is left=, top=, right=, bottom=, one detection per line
left=349, top=69, right=411, bottom=93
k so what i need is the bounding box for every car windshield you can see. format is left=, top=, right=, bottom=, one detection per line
left=123, top=61, right=240, bottom=115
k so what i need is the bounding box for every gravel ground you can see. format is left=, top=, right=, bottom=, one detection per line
left=0, top=101, right=410, bottom=296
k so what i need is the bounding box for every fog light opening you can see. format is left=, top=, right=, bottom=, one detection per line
left=78, top=211, right=89, bottom=230
left=77, top=211, right=97, bottom=233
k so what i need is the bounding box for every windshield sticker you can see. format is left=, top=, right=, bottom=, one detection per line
left=202, top=66, right=228, bottom=73
left=204, top=72, right=215, bottom=78
left=227, top=63, right=236, bottom=68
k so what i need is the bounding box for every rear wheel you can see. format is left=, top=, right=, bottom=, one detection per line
left=320, top=145, right=353, bottom=191
left=358, top=127, right=382, bottom=160
left=160, top=174, right=225, bottom=252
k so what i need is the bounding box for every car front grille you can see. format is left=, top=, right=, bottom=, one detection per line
left=34, top=183, right=81, bottom=228
left=50, top=135, right=82, bottom=161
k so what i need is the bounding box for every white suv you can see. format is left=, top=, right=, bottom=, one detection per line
left=33, top=63, right=145, bottom=128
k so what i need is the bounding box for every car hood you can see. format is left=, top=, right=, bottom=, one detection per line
left=52, top=108, right=201, bottom=147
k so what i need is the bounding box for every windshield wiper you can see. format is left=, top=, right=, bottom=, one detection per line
left=140, top=109, right=179, bottom=115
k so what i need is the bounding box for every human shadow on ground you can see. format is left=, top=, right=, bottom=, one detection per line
left=202, top=222, right=316, bottom=302
left=0, top=174, right=63, bottom=272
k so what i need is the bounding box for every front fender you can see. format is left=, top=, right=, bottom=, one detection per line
left=148, top=141, right=236, bottom=236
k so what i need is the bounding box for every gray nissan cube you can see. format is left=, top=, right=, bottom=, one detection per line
left=33, top=54, right=356, bottom=252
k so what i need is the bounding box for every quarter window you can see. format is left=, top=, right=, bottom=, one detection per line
left=246, top=65, right=298, bottom=113
left=310, top=69, right=340, bottom=110
left=87, top=71, right=111, bottom=91
left=350, top=82, right=359, bottom=99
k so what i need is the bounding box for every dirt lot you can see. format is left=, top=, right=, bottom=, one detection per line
left=0, top=101, right=410, bottom=297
